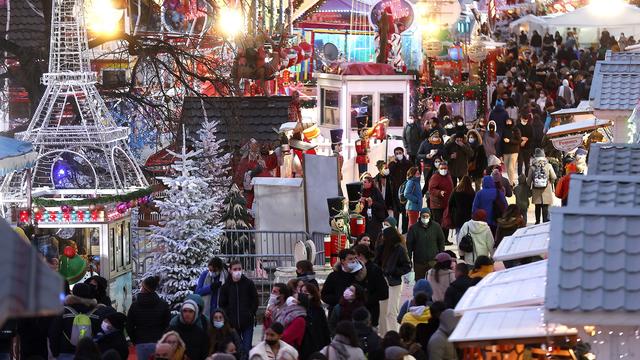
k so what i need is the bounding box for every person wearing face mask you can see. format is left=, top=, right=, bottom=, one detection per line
left=127, top=276, right=171, bottom=360
left=501, top=118, right=522, bottom=185
left=389, top=147, right=413, bottom=232
left=353, top=244, right=389, bottom=329
left=444, top=131, right=473, bottom=188
left=403, top=117, right=425, bottom=165
left=95, top=312, right=129, bottom=360
left=168, top=299, right=210, bottom=360
left=195, top=257, right=228, bottom=320
left=208, top=309, right=242, bottom=358
left=298, top=283, right=331, bottom=358
left=220, top=260, right=259, bottom=357
left=536, top=90, right=548, bottom=112
left=482, top=121, right=501, bottom=159
left=403, top=167, right=424, bottom=228
left=517, top=113, right=534, bottom=176
left=466, top=130, right=487, bottom=191
left=373, top=160, right=394, bottom=212
left=321, top=249, right=367, bottom=316
left=428, top=162, right=454, bottom=242
left=359, top=176, right=387, bottom=242
left=328, top=285, right=367, bottom=334
left=263, top=283, right=289, bottom=330
left=488, top=99, right=509, bottom=134
left=406, top=208, right=446, bottom=280
left=277, top=295, right=308, bottom=351
left=249, top=323, right=298, bottom=360
left=375, top=227, right=412, bottom=334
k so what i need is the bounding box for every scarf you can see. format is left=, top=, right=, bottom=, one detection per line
left=275, top=305, right=307, bottom=328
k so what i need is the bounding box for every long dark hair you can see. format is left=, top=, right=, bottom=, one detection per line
left=334, top=321, right=360, bottom=347
left=455, top=175, right=475, bottom=194
left=502, top=204, right=523, bottom=220
left=302, top=282, right=322, bottom=308
left=338, top=284, right=366, bottom=321
left=209, top=309, right=234, bottom=354
left=433, top=260, right=453, bottom=283
left=380, top=227, right=404, bottom=268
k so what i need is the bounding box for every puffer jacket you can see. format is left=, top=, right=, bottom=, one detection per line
left=127, top=291, right=171, bottom=344
left=401, top=306, right=431, bottom=326
left=527, top=157, right=557, bottom=205
left=404, top=176, right=424, bottom=211
left=467, top=130, right=487, bottom=179
left=472, top=176, right=508, bottom=226
left=457, top=220, right=494, bottom=264
left=427, top=309, right=459, bottom=360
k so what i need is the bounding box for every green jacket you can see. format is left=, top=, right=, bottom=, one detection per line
left=406, top=221, right=446, bottom=265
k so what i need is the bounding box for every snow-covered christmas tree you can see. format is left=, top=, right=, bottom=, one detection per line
left=220, top=184, right=254, bottom=268
left=145, top=130, right=222, bottom=307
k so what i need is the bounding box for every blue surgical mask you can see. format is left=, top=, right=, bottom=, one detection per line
left=213, top=320, right=224, bottom=329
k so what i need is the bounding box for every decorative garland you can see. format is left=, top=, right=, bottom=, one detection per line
left=299, top=98, right=317, bottom=108
left=431, top=83, right=481, bottom=103
left=478, top=60, right=488, bottom=118
left=33, top=187, right=154, bottom=207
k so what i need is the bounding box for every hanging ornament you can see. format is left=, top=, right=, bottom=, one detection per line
left=61, top=205, right=72, bottom=213
left=117, top=202, right=128, bottom=214
left=467, top=41, right=488, bottom=62
left=63, top=246, right=76, bottom=258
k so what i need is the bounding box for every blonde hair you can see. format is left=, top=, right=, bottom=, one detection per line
left=158, top=331, right=187, bottom=360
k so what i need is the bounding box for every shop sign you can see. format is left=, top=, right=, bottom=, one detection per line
left=551, top=134, right=584, bottom=152
left=369, top=0, right=415, bottom=34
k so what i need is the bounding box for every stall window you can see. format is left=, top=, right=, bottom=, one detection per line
left=124, top=222, right=130, bottom=267
left=110, top=228, right=116, bottom=272
left=321, top=89, right=340, bottom=126
left=350, top=94, right=373, bottom=129
left=380, top=93, right=404, bottom=127
left=115, top=223, right=123, bottom=270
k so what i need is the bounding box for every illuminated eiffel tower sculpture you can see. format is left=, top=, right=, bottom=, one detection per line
left=1, top=0, right=148, bottom=204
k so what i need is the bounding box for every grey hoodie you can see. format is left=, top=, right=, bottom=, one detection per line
left=428, top=309, right=459, bottom=360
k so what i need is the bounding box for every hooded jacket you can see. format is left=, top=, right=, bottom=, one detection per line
left=427, top=309, right=459, bottom=360
left=321, top=261, right=367, bottom=312
left=320, top=334, right=366, bottom=360
left=406, top=209, right=446, bottom=265
left=482, top=121, right=501, bottom=157
left=427, top=267, right=456, bottom=303
left=404, top=176, right=424, bottom=211
left=401, top=306, right=432, bottom=326
left=397, top=279, right=433, bottom=323
left=457, top=220, right=494, bottom=264
left=428, top=172, right=453, bottom=210
left=444, top=275, right=476, bottom=309
left=127, top=291, right=171, bottom=344
left=466, top=130, right=487, bottom=179
left=514, top=174, right=532, bottom=210
left=501, top=122, right=522, bottom=155
left=489, top=103, right=509, bottom=134
left=219, top=274, right=259, bottom=331
left=48, top=295, right=114, bottom=356
left=472, top=176, right=508, bottom=226
left=195, top=268, right=227, bottom=319
left=168, top=301, right=210, bottom=360
left=403, top=122, right=425, bottom=156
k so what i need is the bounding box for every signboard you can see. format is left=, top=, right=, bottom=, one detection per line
left=369, top=0, right=415, bottom=34
left=551, top=134, right=584, bottom=152
left=415, top=0, right=461, bottom=29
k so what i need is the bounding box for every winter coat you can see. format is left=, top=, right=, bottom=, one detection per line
left=282, top=315, right=306, bottom=349
left=249, top=340, right=298, bottom=360
left=373, top=174, right=394, bottom=210
left=444, top=275, right=475, bottom=309
left=501, top=125, right=522, bottom=155
left=514, top=175, right=532, bottom=212
left=407, top=220, right=446, bottom=265
left=482, top=129, right=501, bottom=158
left=517, top=122, right=534, bottom=152
left=444, top=138, right=474, bottom=178
left=417, top=141, right=445, bottom=169
left=495, top=215, right=526, bottom=248
left=321, top=262, right=367, bottom=312
left=531, top=32, right=542, bottom=47
left=397, top=280, right=433, bottom=324
left=48, top=295, right=114, bottom=356
left=489, top=104, right=509, bottom=134
left=457, top=220, right=494, bottom=264
left=401, top=306, right=431, bottom=326
left=404, top=122, right=425, bottom=157
left=354, top=322, right=382, bottom=356
left=17, top=317, right=52, bottom=359
left=448, top=191, right=475, bottom=230
left=321, top=334, right=366, bottom=360
left=555, top=172, right=574, bottom=205
left=168, top=319, right=210, bottom=360
left=376, top=243, right=412, bottom=287
left=219, top=275, right=259, bottom=331
left=300, top=305, right=331, bottom=358
left=363, top=260, right=389, bottom=326
left=427, top=310, right=459, bottom=360
left=360, top=186, right=387, bottom=242
left=95, top=330, right=129, bottom=360
left=427, top=269, right=456, bottom=302
left=389, top=157, right=413, bottom=209
left=467, top=130, right=487, bottom=179
left=195, top=269, right=227, bottom=319
left=472, top=176, right=508, bottom=226
left=404, top=176, right=424, bottom=211
left=127, top=291, right=171, bottom=344
left=428, top=173, right=453, bottom=210
left=527, top=158, right=557, bottom=205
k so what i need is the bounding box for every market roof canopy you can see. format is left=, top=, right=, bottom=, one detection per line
left=0, top=136, right=37, bottom=176
left=544, top=3, right=640, bottom=27
left=0, top=219, right=64, bottom=327
left=455, top=260, right=547, bottom=315
left=493, top=223, right=550, bottom=261
left=508, top=14, right=548, bottom=31
left=546, top=118, right=612, bottom=138
left=450, top=306, right=578, bottom=345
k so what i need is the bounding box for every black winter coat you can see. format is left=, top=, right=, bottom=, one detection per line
left=95, top=330, right=129, bottom=360
left=360, top=186, right=387, bottom=242
left=354, top=322, right=382, bottom=356
left=18, top=317, right=53, bottom=359
left=376, top=243, right=412, bottom=287
left=403, top=123, right=425, bottom=156
left=448, top=191, right=475, bottom=229
left=501, top=125, right=522, bottom=154
left=219, top=276, right=259, bottom=331
left=321, top=264, right=367, bottom=313
left=299, top=305, right=331, bottom=360
left=168, top=321, right=210, bottom=360
left=444, top=275, right=476, bottom=309
left=48, top=295, right=114, bottom=356
left=517, top=122, right=534, bottom=152
left=127, top=291, right=171, bottom=344
left=363, top=261, right=389, bottom=327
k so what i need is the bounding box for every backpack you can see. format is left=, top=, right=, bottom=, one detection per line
left=63, top=306, right=99, bottom=346
left=532, top=161, right=548, bottom=189
left=398, top=180, right=409, bottom=205
left=458, top=229, right=475, bottom=253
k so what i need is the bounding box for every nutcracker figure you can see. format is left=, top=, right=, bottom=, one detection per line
left=345, top=182, right=366, bottom=237
left=330, top=129, right=344, bottom=181
left=355, top=129, right=370, bottom=177
left=326, top=197, right=350, bottom=265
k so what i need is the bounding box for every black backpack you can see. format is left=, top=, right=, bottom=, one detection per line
left=398, top=180, right=409, bottom=205
left=459, top=229, right=475, bottom=253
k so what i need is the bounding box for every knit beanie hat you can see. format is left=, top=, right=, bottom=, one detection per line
left=419, top=207, right=431, bottom=215
left=72, top=283, right=94, bottom=300
left=384, top=216, right=398, bottom=229
left=105, top=312, right=127, bottom=331
left=181, top=299, right=200, bottom=320
left=413, top=279, right=433, bottom=298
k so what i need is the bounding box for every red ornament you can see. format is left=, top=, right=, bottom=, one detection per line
left=63, top=246, right=76, bottom=258
left=77, top=211, right=84, bottom=221
left=464, top=90, right=475, bottom=99
left=63, top=212, right=71, bottom=221
left=434, top=95, right=441, bottom=102
left=91, top=210, right=99, bottom=221
left=19, top=210, right=30, bottom=222
left=49, top=211, right=57, bottom=222
left=35, top=212, right=43, bottom=222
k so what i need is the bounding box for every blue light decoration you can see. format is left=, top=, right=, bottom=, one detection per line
left=448, top=45, right=464, bottom=61
left=108, top=100, right=158, bottom=160
left=52, top=160, right=71, bottom=187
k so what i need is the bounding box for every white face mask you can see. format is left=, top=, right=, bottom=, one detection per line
left=468, top=138, right=476, bottom=144
left=231, top=270, right=242, bottom=281
left=521, top=120, right=528, bottom=125
left=421, top=218, right=430, bottom=225
left=101, top=321, right=113, bottom=333
left=396, top=154, right=404, bottom=161
left=213, top=320, right=224, bottom=329
left=286, top=296, right=298, bottom=307
left=268, top=294, right=279, bottom=306
left=381, top=168, right=390, bottom=176
left=347, top=260, right=363, bottom=273
left=407, top=118, right=415, bottom=124
left=439, top=169, right=448, bottom=176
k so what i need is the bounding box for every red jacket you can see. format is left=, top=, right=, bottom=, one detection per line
left=282, top=317, right=306, bottom=349
left=428, top=173, right=453, bottom=209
